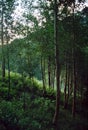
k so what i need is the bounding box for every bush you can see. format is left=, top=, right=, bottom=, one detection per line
left=0, top=88, right=8, bottom=99
left=0, top=100, right=23, bottom=130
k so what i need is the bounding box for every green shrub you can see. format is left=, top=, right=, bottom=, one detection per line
left=0, top=82, right=8, bottom=88
left=0, top=100, right=23, bottom=130
left=0, top=87, right=8, bottom=99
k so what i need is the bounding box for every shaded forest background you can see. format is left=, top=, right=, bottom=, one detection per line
left=0, top=0, right=88, bottom=130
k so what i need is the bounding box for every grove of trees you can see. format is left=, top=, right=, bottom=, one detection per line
left=0, top=0, right=88, bottom=130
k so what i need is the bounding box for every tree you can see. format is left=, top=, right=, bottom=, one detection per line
left=1, top=0, right=5, bottom=79
left=0, top=0, right=15, bottom=99
left=53, top=0, right=60, bottom=126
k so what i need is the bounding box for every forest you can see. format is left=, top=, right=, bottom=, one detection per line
left=0, top=0, right=88, bottom=130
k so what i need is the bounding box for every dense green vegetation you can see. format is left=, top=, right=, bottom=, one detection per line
left=0, top=73, right=88, bottom=130
left=0, top=0, right=88, bottom=129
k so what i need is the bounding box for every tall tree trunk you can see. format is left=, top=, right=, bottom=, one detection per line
left=41, top=56, right=46, bottom=95
left=64, top=59, right=68, bottom=109
left=72, top=1, right=76, bottom=118
left=67, top=65, right=70, bottom=97
left=72, top=56, right=77, bottom=117
left=6, top=30, right=11, bottom=100
left=23, top=74, right=26, bottom=111
left=69, top=70, right=73, bottom=96
left=52, top=65, right=56, bottom=90
left=7, top=51, right=10, bottom=100
left=1, top=0, right=5, bottom=79
left=48, top=56, right=51, bottom=88
left=5, top=18, right=11, bottom=100
left=53, top=0, right=60, bottom=126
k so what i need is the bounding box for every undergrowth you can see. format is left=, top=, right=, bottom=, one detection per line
left=0, top=74, right=88, bottom=130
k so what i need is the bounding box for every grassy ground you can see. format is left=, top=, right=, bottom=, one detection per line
left=0, top=75, right=88, bottom=130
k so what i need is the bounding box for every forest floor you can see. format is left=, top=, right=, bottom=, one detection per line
left=0, top=74, right=88, bottom=130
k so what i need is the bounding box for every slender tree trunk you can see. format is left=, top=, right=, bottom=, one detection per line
left=23, top=74, right=26, bottom=111
left=72, top=1, right=76, bottom=117
left=6, top=30, right=11, bottom=100
left=80, top=82, right=83, bottom=109
left=48, top=56, right=51, bottom=88
left=1, top=0, right=5, bottom=79
left=72, top=56, right=77, bottom=117
left=64, top=60, right=68, bottom=109
left=69, top=70, right=73, bottom=96
left=8, top=58, right=10, bottom=99
left=5, top=18, right=11, bottom=100
left=41, top=56, right=46, bottom=95
left=52, top=65, right=56, bottom=90
left=53, top=0, right=60, bottom=127
left=2, top=57, right=5, bottom=78
left=67, top=65, right=70, bottom=97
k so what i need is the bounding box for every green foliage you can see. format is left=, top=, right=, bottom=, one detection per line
left=3, top=38, right=41, bottom=80
left=0, top=0, right=88, bottom=129
left=0, top=87, right=8, bottom=99
left=0, top=100, right=23, bottom=130
left=0, top=73, right=88, bottom=130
